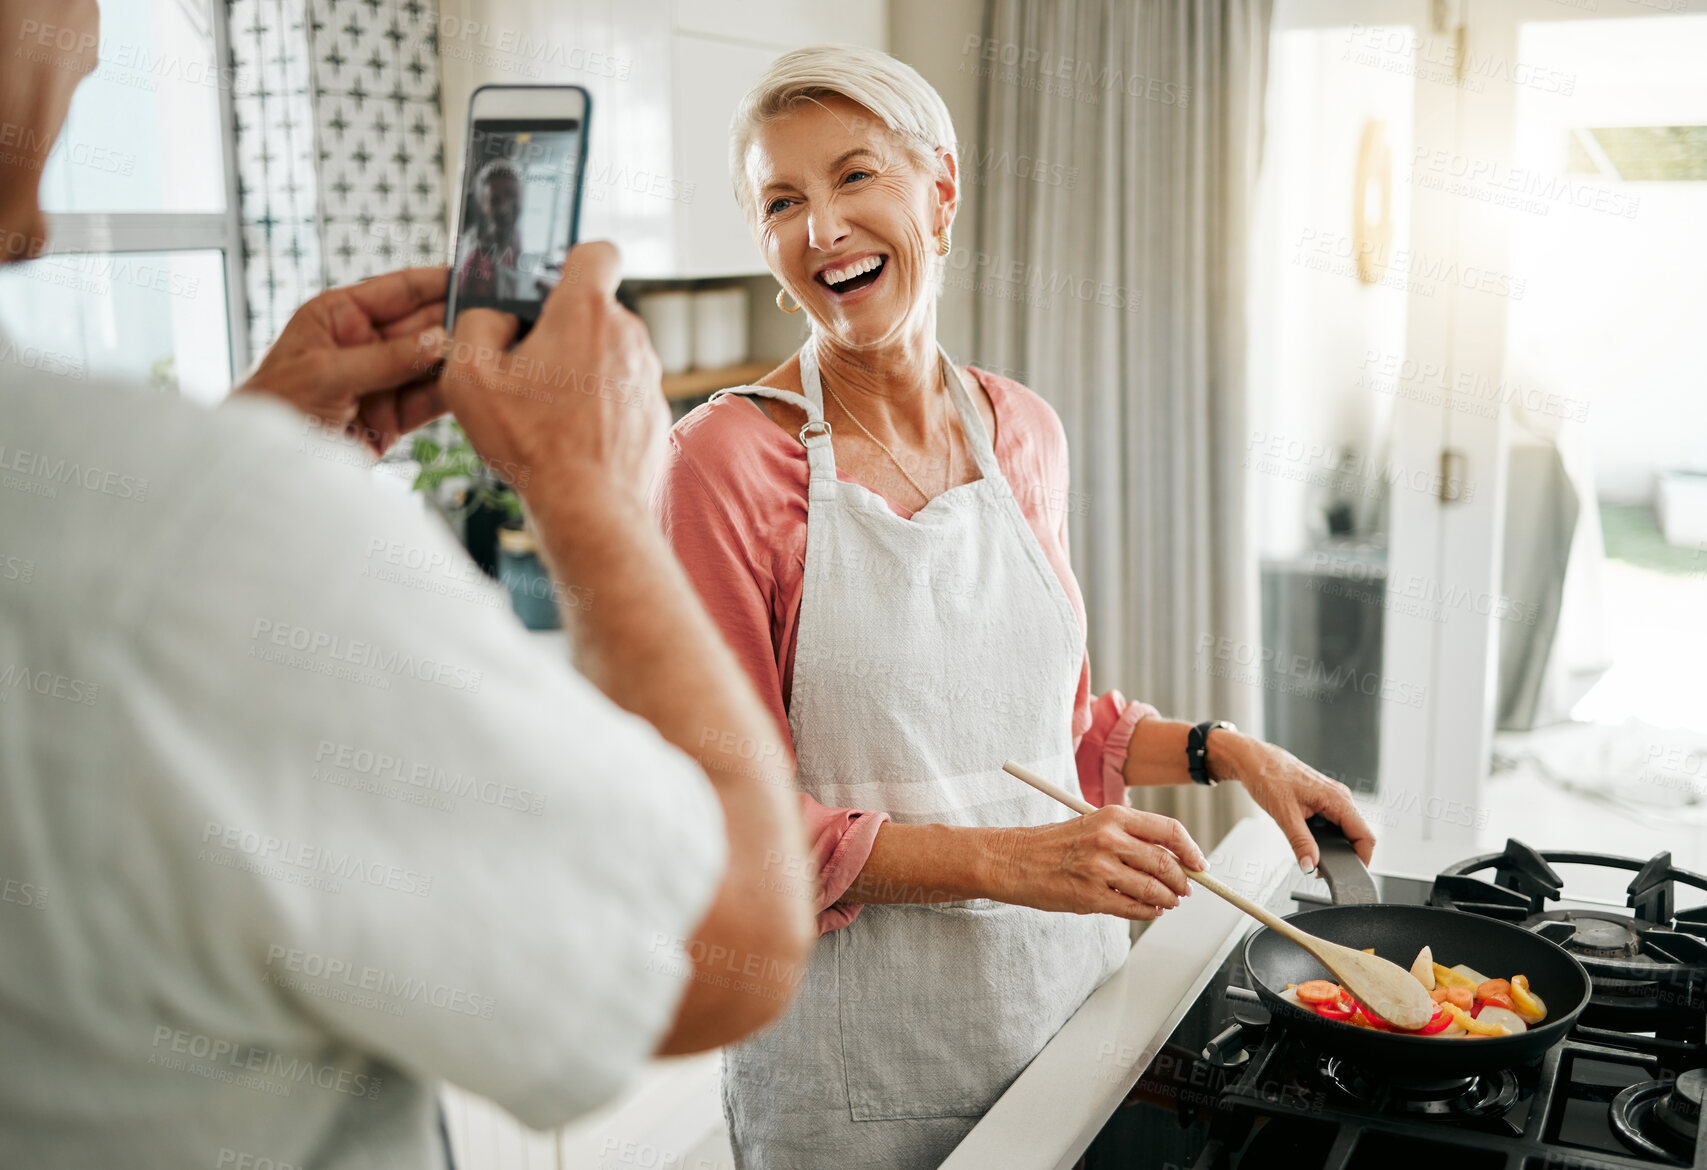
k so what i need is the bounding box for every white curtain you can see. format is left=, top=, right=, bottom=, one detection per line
left=972, top=0, right=1273, bottom=848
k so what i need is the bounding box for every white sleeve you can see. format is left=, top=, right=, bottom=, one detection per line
left=132, top=402, right=726, bottom=1128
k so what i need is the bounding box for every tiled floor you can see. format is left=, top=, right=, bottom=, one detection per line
left=1484, top=504, right=1707, bottom=890
left=1482, top=752, right=1707, bottom=900
left=1568, top=509, right=1707, bottom=736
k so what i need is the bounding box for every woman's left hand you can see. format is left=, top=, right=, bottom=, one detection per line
left=1208, top=733, right=1376, bottom=873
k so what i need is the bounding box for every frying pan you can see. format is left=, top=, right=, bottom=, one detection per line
left=1242, top=822, right=1593, bottom=1078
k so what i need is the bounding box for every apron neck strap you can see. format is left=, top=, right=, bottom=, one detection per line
left=942, top=354, right=1000, bottom=482
left=799, top=335, right=1002, bottom=483
left=710, top=379, right=837, bottom=481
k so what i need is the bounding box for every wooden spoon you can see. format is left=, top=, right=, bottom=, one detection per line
left=1001, top=760, right=1435, bottom=1031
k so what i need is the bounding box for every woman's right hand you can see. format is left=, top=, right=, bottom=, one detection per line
left=988, top=807, right=1209, bottom=921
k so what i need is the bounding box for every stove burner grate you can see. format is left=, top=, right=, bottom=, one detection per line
left=1609, top=1067, right=1704, bottom=1164
left=1430, top=841, right=1707, bottom=942
left=1318, top=1055, right=1521, bottom=1122
left=1530, top=909, right=1645, bottom=960
left=1431, top=841, right=1707, bottom=1041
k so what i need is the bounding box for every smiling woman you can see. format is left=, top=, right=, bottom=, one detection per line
left=729, top=49, right=956, bottom=359
left=649, top=43, right=1377, bottom=1170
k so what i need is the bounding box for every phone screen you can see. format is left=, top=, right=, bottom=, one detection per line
left=449, top=117, right=585, bottom=330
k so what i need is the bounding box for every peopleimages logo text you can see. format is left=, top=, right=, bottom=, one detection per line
left=960, top=34, right=1190, bottom=107
left=199, top=822, right=433, bottom=897
left=0, top=445, right=148, bottom=499
left=149, top=1026, right=383, bottom=1099
left=249, top=619, right=483, bottom=693
left=264, top=945, right=496, bottom=1019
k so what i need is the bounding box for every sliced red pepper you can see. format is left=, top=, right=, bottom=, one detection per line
left=1353, top=1000, right=1393, bottom=1031
left=1415, top=1007, right=1452, bottom=1035
left=1313, top=994, right=1356, bottom=1020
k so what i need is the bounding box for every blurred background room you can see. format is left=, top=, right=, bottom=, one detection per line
left=5, top=1, right=1702, bottom=1164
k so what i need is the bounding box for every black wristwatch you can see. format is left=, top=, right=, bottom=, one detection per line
left=1187, top=720, right=1237, bottom=786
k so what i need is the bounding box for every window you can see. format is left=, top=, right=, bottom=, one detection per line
left=0, top=0, right=246, bottom=403
left=1566, top=125, right=1707, bottom=181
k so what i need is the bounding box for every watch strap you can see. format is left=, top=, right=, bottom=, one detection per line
left=1187, top=720, right=1236, bottom=786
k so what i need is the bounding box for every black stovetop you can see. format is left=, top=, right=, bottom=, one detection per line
left=1085, top=843, right=1707, bottom=1170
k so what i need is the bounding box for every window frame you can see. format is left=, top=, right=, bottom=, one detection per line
left=36, top=0, right=250, bottom=381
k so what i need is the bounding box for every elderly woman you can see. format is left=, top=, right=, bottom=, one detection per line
left=653, top=46, right=1376, bottom=1169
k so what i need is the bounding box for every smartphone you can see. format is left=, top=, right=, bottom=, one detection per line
left=445, top=85, right=591, bottom=340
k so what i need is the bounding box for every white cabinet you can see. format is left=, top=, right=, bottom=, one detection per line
left=439, top=0, right=887, bottom=278
left=664, top=36, right=780, bottom=277
left=440, top=1052, right=732, bottom=1170
left=441, top=1083, right=559, bottom=1170
left=672, top=0, right=886, bottom=49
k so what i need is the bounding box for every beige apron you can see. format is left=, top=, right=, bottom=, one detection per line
left=717, top=340, right=1127, bottom=1169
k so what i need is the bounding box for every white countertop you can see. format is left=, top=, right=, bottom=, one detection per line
left=447, top=816, right=1306, bottom=1170
left=941, top=816, right=1305, bottom=1170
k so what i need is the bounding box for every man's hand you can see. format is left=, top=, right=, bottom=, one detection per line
left=1212, top=734, right=1377, bottom=873
left=439, top=242, right=666, bottom=511
left=235, top=266, right=451, bottom=455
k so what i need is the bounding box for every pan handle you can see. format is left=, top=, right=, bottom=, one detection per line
left=1308, top=814, right=1377, bottom=905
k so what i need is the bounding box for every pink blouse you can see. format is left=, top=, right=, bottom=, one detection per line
left=652, top=366, right=1157, bottom=934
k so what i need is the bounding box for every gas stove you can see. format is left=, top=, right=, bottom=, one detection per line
left=1085, top=842, right=1707, bottom=1169
left=1432, top=842, right=1707, bottom=1046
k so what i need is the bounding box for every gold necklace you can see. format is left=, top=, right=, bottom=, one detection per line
left=821, top=362, right=953, bottom=505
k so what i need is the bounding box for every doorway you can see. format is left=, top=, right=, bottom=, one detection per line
left=1247, top=0, right=1707, bottom=872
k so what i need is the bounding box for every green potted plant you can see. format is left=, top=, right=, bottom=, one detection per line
left=409, top=421, right=561, bottom=630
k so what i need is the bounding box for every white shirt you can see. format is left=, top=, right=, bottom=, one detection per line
left=0, top=360, right=726, bottom=1169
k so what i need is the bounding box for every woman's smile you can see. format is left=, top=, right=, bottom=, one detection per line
left=815, top=252, right=889, bottom=300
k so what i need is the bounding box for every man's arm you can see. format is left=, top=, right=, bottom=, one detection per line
left=440, top=243, right=815, bottom=1052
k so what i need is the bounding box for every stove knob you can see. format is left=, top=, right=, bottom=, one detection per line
left=1201, top=1023, right=1250, bottom=1074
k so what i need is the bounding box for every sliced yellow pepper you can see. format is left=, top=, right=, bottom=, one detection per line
left=1433, top=962, right=1479, bottom=989
left=1510, top=974, right=1548, bottom=1024
left=1440, top=1001, right=1510, bottom=1036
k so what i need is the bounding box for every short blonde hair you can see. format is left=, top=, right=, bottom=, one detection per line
left=728, top=45, right=957, bottom=217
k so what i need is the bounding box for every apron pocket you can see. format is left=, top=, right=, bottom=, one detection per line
left=835, top=902, right=1118, bottom=1122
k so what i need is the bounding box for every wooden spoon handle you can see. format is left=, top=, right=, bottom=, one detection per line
left=1181, top=867, right=1314, bottom=948
left=1000, top=760, right=1323, bottom=956
left=1002, top=760, right=1097, bottom=815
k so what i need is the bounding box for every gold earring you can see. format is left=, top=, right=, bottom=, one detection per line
left=776, top=287, right=801, bottom=313
left=937, top=228, right=952, bottom=257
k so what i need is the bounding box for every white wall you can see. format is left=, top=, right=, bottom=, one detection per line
left=1247, top=24, right=1417, bottom=558
left=1503, top=15, right=1707, bottom=505
left=887, top=0, right=985, bottom=363
left=439, top=0, right=886, bottom=279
